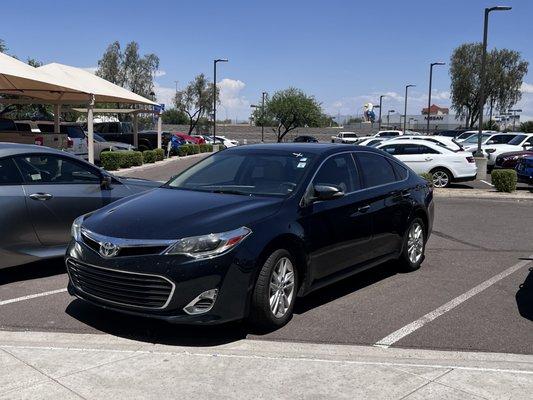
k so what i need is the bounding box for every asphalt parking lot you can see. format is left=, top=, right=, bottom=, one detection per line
left=1, top=191, right=532, bottom=355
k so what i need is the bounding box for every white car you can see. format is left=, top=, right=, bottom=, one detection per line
left=387, top=135, right=464, bottom=152
left=455, top=130, right=498, bottom=143
left=461, top=133, right=518, bottom=153
left=215, top=135, right=239, bottom=147
left=374, top=130, right=406, bottom=138
left=331, top=131, right=359, bottom=143
left=485, top=133, right=533, bottom=167
left=357, top=138, right=385, bottom=147
left=376, top=139, right=477, bottom=188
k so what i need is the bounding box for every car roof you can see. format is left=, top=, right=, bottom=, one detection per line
left=0, top=142, right=79, bottom=159
left=377, top=139, right=449, bottom=149
left=225, top=142, right=385, bottom=156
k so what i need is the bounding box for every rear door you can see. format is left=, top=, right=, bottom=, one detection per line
left=61, top=125, right=88, bottom=158
left=0, top=157, right=39, bottom=267
left=14, top=153, right=105, bottom=246
left=381, top=143, right=440, bottom=174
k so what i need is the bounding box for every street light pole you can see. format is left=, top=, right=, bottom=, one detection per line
left=213, top=58, right=228, bottom=142
left=404, top=84, right=415, bottom=134
left=387, top=109, right=395, bottom=127
left=261, top=91, right=267, bottom=142
left=378, top=95, right=385, bottom=130
left=508, top=109, right=522, bottom=131
left=427, top=62, right=445, bottom=135
left=475, top=6, right=511, bottom=157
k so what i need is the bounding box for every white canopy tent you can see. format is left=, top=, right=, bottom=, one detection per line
left=0, top=53, right=162, bottom=163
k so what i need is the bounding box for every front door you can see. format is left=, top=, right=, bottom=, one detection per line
left=14, top=154, right=105, bottom=246
left=300, top=153, right=372, bottom=284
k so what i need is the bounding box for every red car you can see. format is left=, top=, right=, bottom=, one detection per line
left=172, top=132, right=205, bottom=144
left=494, top=150, right=533, bottom=170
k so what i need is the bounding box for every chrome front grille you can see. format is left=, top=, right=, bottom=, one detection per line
left=67, top=258, right=174, bottom=310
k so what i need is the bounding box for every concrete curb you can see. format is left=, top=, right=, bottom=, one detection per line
left=435, top=188, right=533, bottom=201
left=112, top=153, right=209, bottom=176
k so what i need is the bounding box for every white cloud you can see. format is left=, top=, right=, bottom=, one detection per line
left=521, top=82, right=533, bottom=94
left=154, top=70, right=166, bottom=78
left=153, top=82, right=175, bottom=107
left=217, top=78, right=250, bottom=119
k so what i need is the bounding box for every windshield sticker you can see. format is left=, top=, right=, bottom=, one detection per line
left=292, top=152, right=303, bottom=157
left=297, top=162, right=307, bottom=168
left=30, top=173, right=41, bottom=181
left=300, top=158, right=308, bottom=162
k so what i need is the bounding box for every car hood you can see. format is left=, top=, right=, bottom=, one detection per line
left=82, top=187, right=284, bottom=240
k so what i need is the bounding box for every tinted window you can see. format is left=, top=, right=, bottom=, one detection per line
left=60, top=125, right=85, bottom=138
left=14, top=155, right=100, bottom=184
left=0, top=158, right=23, bottom=185
left=378, top=131, right=400, bottom=137
left=525, top=137, right=533, bottom=146
left=490, top=135, right=515, bottom=144
left=390, top=160, right=408, bottom=180
left=15, top=123, right=31, bottom=132
left=406, top=144, right=440, bottom=154
left=508, top=135, right=527, bottom=145
left=357, top=153, right=396, bottom=188
left=381, top=144, right=402, bottom=155
left=342, top=133, right=357, bottom=138
left=313, top=154, right=359, bottom=193
left=0, top=119, right=17, bottom=131
left=37, top=124, right=55, bottom=133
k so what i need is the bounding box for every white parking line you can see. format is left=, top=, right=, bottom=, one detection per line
left=375, top=255, right=533, bottom=348
left=0, top=288, right=67, bottom=306
left=480, top=179, right=494, bottom=187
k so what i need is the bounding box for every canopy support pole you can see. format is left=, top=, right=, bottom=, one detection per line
left=87, top=95, right=95, bottom=164
left=133, top=113, right=139, bottom=149
left=53, top=104, right=60, bottom=133
left=157, top=112, right=162, bottom=149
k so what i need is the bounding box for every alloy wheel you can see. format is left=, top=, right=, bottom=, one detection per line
left=432, top=170, right=449, bottom=188
left=269, top=257, right=295, bottom=318
left=407, top=222, right=424, bottom=264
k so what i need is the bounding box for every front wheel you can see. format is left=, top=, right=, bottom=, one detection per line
left=248, top=249, right=298, bottom=330
left=431, top=168, right=452, bottom=188
left=398, top=218, right=426, bottom=272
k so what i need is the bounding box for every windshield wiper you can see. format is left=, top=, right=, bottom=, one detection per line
left=209, top=189, right=251, bottom=196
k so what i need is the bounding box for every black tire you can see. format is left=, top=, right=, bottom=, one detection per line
left=430, top=167, right=452, bottom=188
left=248, top=249, right=298, bottom=330
left=398, top=217, right=426, bottom=272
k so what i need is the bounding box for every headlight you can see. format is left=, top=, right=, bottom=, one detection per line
left=71, top=215, right=85, bottom=241
left=165, top=226, right=251, bottom=258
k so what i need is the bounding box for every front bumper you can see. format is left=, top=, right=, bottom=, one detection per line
left=65, top=239, right=256, bottom=324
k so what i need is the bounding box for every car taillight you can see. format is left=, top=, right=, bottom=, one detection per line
left=67, top=137, right=74, bottom=148
left=466, top=156, right=475, bottom=163
left=34, top=136, right=44, bottom=146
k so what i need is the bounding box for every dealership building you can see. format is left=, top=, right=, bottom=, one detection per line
left=383, top=104, right=466, bottom=132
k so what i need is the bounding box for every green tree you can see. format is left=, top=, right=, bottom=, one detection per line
left=260, top=88, right=323, bottom=142
left=519, top=121, right=533, bottom=133
left=96, top=41, right=159, bottom=99
left=161, top=108, right=189, bottom=125
left=0, top=39, right=7, bottom=53
left=450, top=43, right=528, bottom=128
left=173, top=74, right=218, bottom=135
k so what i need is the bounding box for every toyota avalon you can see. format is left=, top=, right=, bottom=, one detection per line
left=66, top=144, right=434, bottom=329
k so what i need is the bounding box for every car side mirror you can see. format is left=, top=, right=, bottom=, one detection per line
left=313, top=185, right=344, bottom=201
left=486, top=140, right=495, bottom=145
left=101, top=175, right=113, bottom=190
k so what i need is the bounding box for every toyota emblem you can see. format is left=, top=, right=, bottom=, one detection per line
left=99, top=242, right=119, bottom=258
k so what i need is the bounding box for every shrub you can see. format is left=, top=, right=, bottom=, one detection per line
left=206, top=144, right=213, bottom=152
left=491, top=169, right=517, bottom=193
left=419, top=172, right=434, bottom=187
left=154, top=148, right=165, bottom=161
left=178, top=145, right=189, bottom=157
left=190, top=144, right=200, bottom=154
left=142, top=149, right=156, bottom=164
left=199, top=144, right=209, bottom=153
left=100, top=151, right=121, bottom=171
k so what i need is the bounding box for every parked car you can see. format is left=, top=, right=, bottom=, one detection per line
left=91, top=133, right=135, bottom=163
left=434, top=129, right=469, bottom=138
left=294, top=135, right=318, bottom=143
left=331, top=131, right=359, bottom=143
left=387, top=135, right=464, bottom=152
left=516, top=156, right=533, bottom=185
left=374, top=130, right=405, bottom=138
left=172, top=132, right=205, bottom=145
left=66, top=143, right=433, bottom=329
left=0, top=143, right=159, bottom=268
left=485, top=134, right=533, bottom=169
left=455, top=130, right=498, bottom=143
left=357, top=138, right=384, bottom=147
left=376, top=139, right=477, bottom=188
left=92, top=122, right=165, bottom=151
left=0, top=118, right=68, bottom=152
left=215, top=135, right=239, bottom=147
left=494, top=150, right=533, bottom=170
left=37, top=122, right=88, bottom=159
left=460, top=133, right=518, bottom=153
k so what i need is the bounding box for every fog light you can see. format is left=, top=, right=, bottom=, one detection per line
left=183, top=289, right=218, bottom=315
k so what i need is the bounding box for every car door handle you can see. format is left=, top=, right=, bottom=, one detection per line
left=356, top=205, right=370, bottom=213
left=401, top=190, right=411, bottom=198
left=29, top=193, right=53, bottom=201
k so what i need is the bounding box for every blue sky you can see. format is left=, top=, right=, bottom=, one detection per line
left=2, top=0, right=533, bottom=121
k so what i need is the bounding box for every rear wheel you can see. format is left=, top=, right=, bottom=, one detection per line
left=398, top=218, right=425, bottom=272
left=248, top=249, right=298, bottom=330
left=430, top=168, right=452, bottom=188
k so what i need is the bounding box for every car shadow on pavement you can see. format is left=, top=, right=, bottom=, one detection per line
left=0, top=259, right=65, bottom=285
left=516, top=267, right=533, bottom=321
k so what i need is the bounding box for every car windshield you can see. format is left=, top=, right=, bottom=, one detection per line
left=165, top=151, right=315, bottom=197
left=508, top=135, right=527, bottom=145
left=464, top=133, right=492, bottom=144
left=93, top=133, right=106, bottom=142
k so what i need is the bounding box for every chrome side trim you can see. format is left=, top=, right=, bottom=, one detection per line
left=66, top=257, right=176, bottom=310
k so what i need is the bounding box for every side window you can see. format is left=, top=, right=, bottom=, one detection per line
left=14, top=155, right=101, bottom=184
left=525, top=137, right=533, bottom=146
left=313, top=154, right=359, bottom=193
left=390, top=160, right=408, bottom=180
left=380, top=144, right=402, bottom=155
left=0, top=158, right=23, bottom=185
left=356, top=152, right=396, bottom=188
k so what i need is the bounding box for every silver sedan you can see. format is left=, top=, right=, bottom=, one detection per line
left=0, top=143, right=159, bottom=268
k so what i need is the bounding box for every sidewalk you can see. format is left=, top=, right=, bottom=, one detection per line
left=1, top=330, right=532, bottom=399
left=435, top=187, right=533, bottom=201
